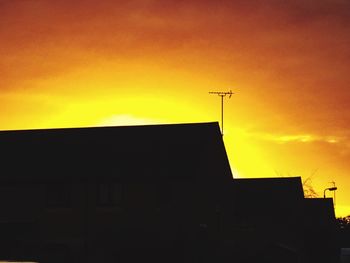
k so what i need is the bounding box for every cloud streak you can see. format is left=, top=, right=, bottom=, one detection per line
left=246, top=132, right=344, bottom=144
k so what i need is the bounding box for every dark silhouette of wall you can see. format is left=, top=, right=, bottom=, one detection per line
left=0, top=122, right=232, bottom=262
left=0, top=122, right=339, bottom=263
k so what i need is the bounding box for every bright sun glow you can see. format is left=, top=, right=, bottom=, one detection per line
left=1, top=0, right=350, bottom=217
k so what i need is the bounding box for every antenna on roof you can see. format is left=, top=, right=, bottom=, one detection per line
left=209, top=90, right=234, bottom=136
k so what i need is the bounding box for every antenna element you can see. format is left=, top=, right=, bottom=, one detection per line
left=209, top=90, right=234, bottom=136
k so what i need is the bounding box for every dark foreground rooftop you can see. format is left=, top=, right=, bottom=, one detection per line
left=0, top=122, right=233, bottom=183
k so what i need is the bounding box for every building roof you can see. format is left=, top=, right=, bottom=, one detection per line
left=231, top=177, right=304, bottom=218
left=0, top=122, right=233, bottom=183
left=232, top=177, right=304, bottom=199
left=303, top=198, right=336, bottom=226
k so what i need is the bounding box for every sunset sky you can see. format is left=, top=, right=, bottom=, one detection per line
left=1, top=0, right=350, bottom=216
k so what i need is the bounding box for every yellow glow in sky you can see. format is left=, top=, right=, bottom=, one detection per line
left=1, top=0, right=350, bottom=217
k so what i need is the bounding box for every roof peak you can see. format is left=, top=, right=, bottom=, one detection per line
left=0, top=121, right=220, bottom=133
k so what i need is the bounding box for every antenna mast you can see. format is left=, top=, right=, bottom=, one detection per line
left=209, top=90, right=233, bottom=136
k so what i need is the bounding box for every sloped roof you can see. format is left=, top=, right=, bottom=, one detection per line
left=0, top=122, right=233, bottom=183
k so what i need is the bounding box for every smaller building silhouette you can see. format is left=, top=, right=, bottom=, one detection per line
left=219, top=177, right=339, bottom=263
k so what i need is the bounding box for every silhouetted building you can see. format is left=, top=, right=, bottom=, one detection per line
left=0, top=122, right=339, bottom=263
left=220, top=177, right=305, bottom=263
left=0, top=122, right=232, bottom=263
left=219, top=177, right=339, bottom=263
left=302, top=198, right=340, bottom=263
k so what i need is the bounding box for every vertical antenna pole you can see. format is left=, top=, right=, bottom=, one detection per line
left=209, top=90, right=234, bottom=136
left=221, top=95, right=224, bottom=135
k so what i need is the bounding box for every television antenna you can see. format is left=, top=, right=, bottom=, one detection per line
left=209, top=90, right=234, bottom=136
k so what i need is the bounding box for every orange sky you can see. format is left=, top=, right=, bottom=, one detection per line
left=1, top=0, right=350, bottom=216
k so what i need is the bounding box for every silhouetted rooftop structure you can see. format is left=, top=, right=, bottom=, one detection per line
left=231, top=177, right=304, bottom=217
left=304, top=198, right=336, bottom=226
left=302, top=198, right=340, bottom=263
left=0, top=122, right=340, bottom=263
left=0, top=122, right=233, bottom=263
left=0, top=122, right=232, bottom=183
